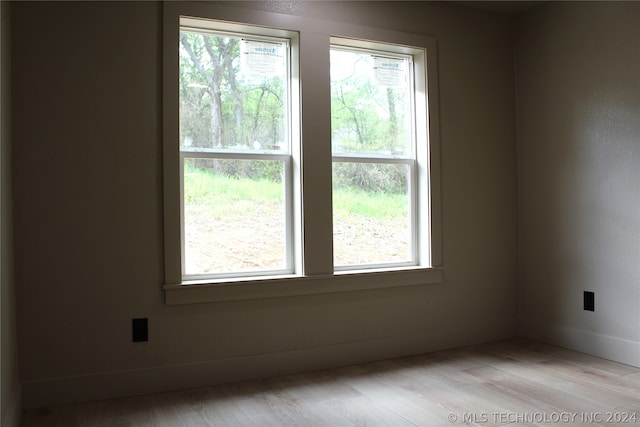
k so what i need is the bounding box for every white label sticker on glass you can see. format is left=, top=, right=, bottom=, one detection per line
left=241, top=41, right=283, bottom=74
left=374, top=57, right=406, bottom=87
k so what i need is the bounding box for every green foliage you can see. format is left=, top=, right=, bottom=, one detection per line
left=330, top=50, right=410, bottom=156
left=333, top=185, right=408, bottom=219
left=180, top=32, right=286, bottom=149
left=331, top=78, right=384, bottom=150
left=185, top=158, right=283, bottom=186
left=184, top=165, right=284, bottom=220
left=184, top=165, right=407, bottom=221
left=180, top=33, right=414, bottom=195
left=333, top=162, right=408, bottom=194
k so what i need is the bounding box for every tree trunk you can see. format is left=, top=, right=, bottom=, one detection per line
left=386, top=87, right=398, bottom=152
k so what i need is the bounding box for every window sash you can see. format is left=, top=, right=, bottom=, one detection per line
left=180, top=154, right=294, bottom=280
left=330, top=41, right=419, bottom=271
left=178, top=22, right=295, bottom=281
left=179, top=29, right=291, bottom=153
left=332, top=158, right=418, bottom=270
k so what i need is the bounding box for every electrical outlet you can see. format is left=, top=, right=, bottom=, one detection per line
left=583, top=291, right=595, bottom=312
left=132, top=318, right=149, bottom=342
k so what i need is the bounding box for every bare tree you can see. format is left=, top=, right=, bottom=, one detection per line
left=180, top=34, right=238, bottom=148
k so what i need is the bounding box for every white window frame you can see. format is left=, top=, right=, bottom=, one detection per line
left=330, top=39, right=430, bottom=271
left=162, top=2, right=442, bottom=305
left=178, top=21, right=297, bottom=281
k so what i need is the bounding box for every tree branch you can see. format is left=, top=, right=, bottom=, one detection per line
left=180, top=34, right=213, bottom=86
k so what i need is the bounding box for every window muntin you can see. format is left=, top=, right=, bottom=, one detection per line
left=179, top=23, right=294, bottom=280
left=330, top=42, right=420, bottom=270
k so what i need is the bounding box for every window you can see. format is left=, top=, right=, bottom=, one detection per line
left=330, top=40, right=428, bottom=270
left=177, top=18, right=299, bottom=281
left=163, top=4, right=441, bottom=303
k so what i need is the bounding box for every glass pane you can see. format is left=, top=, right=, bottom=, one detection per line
left=180, top=31, right=288, bottom=152
left=333, top=162, right=412, bottom=267
left=330, top=49, right=412, bottom=156
left=183, top=158, right=287, bottom=276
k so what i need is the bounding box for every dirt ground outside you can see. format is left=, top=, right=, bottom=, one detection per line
left=184, top=204, right=411, bottom=275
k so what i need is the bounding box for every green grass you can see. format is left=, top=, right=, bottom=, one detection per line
left=184, top=169, right=282, bottom=203
left=184, top=167, right=407, bottom=220
left=332, top=185, right=407, bottom=219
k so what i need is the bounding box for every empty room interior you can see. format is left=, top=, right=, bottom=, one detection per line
left=1, top=1, right=639, bottom=426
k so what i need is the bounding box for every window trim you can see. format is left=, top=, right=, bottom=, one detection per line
left=162, top=2, right=442, bottom=304
left=165, top=267, right=443, bottom=305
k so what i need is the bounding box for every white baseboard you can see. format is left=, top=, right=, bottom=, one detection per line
left=519, top=317, right=640, bottom=368
left=2, top=384, right=22, bottom=427
left=22, top=318, right=517, bottom=408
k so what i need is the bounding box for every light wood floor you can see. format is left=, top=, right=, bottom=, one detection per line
left=21, top=338, right=640, bottom=426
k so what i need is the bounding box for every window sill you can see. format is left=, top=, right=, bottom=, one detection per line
left=163, top=267, right=443, bottom=305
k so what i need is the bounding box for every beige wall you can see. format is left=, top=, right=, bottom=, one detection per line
left=1, top=1, right=21, bottom=426
left=516, top=2, right=640, bottom=365
left=11, top=1, right=518, bottom=407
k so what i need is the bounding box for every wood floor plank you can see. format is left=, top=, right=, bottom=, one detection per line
left=481, top=355, right=639, bottom=409
left=324, top=394, right=417, bottom=427
left=21, top=406, right=77, bottom=427
left=336, top=363, right=452, bottom=426
left=148, top=390, right=213, bottom=427
left=264, top=371, right=370, bottom=426
left=20, top=339, right=640, bottom=427
left=536, top=357, right=640, bottom=396
left=513, top=339, right=640, bottom=376
left=463, top=364, right=613, bottom=417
